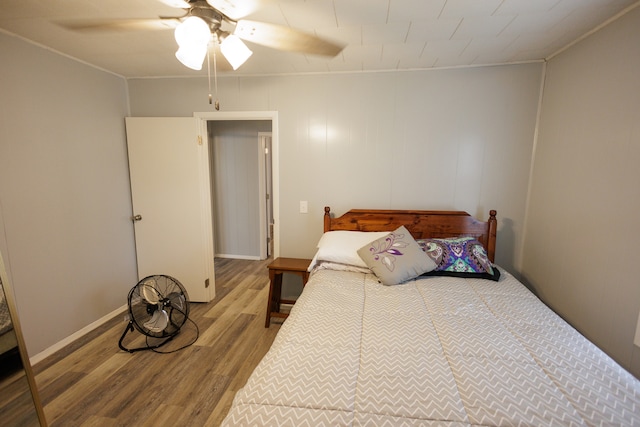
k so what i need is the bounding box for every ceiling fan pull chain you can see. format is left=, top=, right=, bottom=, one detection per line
left=213, top=49, right=220, bottom=111
left=207, top=45, right=220, bottom=111
left=207, top=48, right=213, bottom=106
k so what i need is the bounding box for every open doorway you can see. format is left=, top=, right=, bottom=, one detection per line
left=207, top=120, right=273, bottom=260
left=208, top=120, right=272, bottom=259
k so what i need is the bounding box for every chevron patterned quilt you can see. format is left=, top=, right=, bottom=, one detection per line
left=223, top=267, right=640, bottom=426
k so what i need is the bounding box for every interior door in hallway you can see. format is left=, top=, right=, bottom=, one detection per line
left=125, top=117, right=214, bottom=302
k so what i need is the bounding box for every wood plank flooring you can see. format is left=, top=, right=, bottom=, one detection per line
left=32, top=257, right=283, bottom=427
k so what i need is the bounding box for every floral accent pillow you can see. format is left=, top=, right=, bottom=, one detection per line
left=358, top=226, right=437, bottom=285
left=417, top=237, right=500, bottom=281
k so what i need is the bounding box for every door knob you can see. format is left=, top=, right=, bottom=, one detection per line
left=132, top=214, right=142, bottom=222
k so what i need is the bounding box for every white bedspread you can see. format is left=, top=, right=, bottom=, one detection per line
left=223, top=268, right=640, bottom=426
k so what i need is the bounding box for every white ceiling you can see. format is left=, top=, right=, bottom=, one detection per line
left=0, top=0, right=637, bottom=78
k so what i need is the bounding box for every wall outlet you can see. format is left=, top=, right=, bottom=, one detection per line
left=299, top=201, right=308, bottom=214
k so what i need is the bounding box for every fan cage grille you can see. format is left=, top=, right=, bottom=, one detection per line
left=127, top=275, right=190, bottom=338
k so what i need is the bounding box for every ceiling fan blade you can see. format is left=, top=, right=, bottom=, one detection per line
left=206, top=0, right=268, bottom=21
left=157, top=0, right=191, bottom=8
left=234, top=20, right=344, bottom=57
left=57, top=18, right=180, bottom=32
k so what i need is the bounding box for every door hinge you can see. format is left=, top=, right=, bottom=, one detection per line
left=197, top=135, right=203, bottom=145
left=205, top=278, right=210, bottom=288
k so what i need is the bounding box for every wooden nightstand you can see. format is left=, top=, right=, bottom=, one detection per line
left=265, top=257, right=311, bottom=327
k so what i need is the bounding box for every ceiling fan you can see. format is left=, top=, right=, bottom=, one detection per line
left=59, top=0, right=345, bottom=72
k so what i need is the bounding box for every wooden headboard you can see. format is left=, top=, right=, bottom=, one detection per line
left=324, top=207, right=497, bottom=262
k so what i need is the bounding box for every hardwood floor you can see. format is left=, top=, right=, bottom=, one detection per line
left=32, top=258, right=283, bottom=427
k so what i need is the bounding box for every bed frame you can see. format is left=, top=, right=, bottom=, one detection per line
left=324, top=206, right=497, bottom=262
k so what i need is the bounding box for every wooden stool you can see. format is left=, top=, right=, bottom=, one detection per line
left=265, top=257, right=311, bottom=327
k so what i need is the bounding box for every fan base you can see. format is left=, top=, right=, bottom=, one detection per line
left=118, top=321, right=177, bottom=353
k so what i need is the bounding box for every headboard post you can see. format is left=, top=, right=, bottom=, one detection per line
left=487, top=210, right=497, bottom=263
left=323, top=206, right=331, bottom=232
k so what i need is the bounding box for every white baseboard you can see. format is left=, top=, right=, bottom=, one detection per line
left=215, top=254, right=261, bottom=260
left=30, top=304, right=128, bottom=366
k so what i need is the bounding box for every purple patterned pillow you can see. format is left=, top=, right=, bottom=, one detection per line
left=417, top=237, right=500, bottom=281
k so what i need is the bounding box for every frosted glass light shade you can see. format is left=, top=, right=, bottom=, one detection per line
left=220, top=34, right=253, bottom=70
left=175, top=44, right=208, bottom=70
left=174, top=16, right=211, bottom=47
left=174, top=16, right=211, bottom=70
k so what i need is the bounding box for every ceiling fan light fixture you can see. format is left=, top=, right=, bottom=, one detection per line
left=174, top=16, right=211, bottom=47
left=220, top=34, right=253, bottom=70
left=175, top=44, right=208, bottom=70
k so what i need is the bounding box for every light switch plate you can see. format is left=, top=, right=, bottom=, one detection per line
left=300, top=201, right=308, bottom=214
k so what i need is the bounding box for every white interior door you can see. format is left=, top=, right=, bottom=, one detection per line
left=125, top=117, right=214, bottom=302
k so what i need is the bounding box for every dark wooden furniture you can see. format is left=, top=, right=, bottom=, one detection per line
left=323, top=206, right=497, bottom=262
left=265, top=257, right=311, bottom=327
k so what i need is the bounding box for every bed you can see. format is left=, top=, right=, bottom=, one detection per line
left=222, top=207, right=640, bottom=426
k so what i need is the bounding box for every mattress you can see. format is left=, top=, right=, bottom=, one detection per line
left=0, top=279, right=17, bottom=356
left=222, top=267, right=640, bottom=426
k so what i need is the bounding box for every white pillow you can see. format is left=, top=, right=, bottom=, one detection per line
left=308, top=230, right=391, bottom=271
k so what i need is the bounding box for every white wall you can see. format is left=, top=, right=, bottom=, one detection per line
left=129, top=63, right=543, bottom=275
left=523, top=6, right=640, bottom=376
left=0, top=32, right=137, bottom=356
